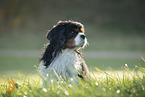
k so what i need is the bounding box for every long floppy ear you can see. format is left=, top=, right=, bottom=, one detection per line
left=41, top=25, right=66, bottom=68
left=47, top=25, right=65, bottom=41
left=47, top=24, right=66, bottom=50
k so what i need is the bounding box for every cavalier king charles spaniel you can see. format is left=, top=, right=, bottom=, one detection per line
left=39, top=21, right=89, bottom=86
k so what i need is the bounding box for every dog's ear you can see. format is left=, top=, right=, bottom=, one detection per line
left=42, top=25, right=66, bottom=68
left=47, top=25, right=65, bottom=41
left=46, top=24, right=66, bottom=50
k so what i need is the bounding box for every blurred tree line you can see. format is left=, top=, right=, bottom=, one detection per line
left=0, top=0, right=145, bottom=37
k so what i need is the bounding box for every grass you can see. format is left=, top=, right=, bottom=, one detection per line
left=1, top=59, right=145, bottom=97
left=85, top=58, right=145, bottom=71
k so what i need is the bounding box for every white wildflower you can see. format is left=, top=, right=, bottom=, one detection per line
left=116, top=90, right=120, bottom=93
left=125, top=64, right=128, bottom=67
left=65, top=90, right=69, bottom=95
left=68, top=84, right=72, bottom=88
left=43, top=88, right=47, bottom=92
left=71, top=78, right=73, bottom=81
left=24, top=91, right=28, bottom=95
left=51, top=80, right=53, bottom=83
left=95, top=82, right=98, bottom=86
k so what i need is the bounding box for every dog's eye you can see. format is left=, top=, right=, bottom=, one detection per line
left=71, top=31, right=76, bottom=35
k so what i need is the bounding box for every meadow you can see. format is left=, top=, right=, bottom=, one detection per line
left=0, top=58, right=145, bottom=97
left=0, top=49, right=145, bottom=97
left=0, top=31, right=145, bottom=96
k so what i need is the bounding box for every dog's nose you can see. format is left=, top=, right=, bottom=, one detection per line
left=80, top=35, right=86, bottom=39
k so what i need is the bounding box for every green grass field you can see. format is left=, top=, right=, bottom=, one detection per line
left=0, top=55, right=144, bottom=76
left=0, top=54, right=145, bottom=96
left=1, top=60, right=145, bottom=97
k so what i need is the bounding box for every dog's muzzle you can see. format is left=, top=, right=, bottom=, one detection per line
left=75, top=33, right=87, bottom=48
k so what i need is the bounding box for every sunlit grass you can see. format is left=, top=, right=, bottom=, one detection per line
left=1, top=62, right=145, bottom=97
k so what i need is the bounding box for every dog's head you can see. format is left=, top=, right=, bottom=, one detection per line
left=46, top=20, right=87, bottom=50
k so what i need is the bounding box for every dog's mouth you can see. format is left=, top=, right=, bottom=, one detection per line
left=81, top=42, right=85, bottom=47
left=76, top=37, right=88, bottom=49
left=81, top=38, right=88, bottom=48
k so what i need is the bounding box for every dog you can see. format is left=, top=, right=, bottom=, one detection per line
left=39, top=20, right=89, bottom=85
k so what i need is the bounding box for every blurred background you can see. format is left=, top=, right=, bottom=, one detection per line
left=0, top=0, right=145, bottom=77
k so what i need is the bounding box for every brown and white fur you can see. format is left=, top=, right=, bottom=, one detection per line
left=39, top=21, right=89, bottom=86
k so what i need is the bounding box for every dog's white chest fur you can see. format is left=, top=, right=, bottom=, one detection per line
left=39, top=49, right=82, bottom=82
